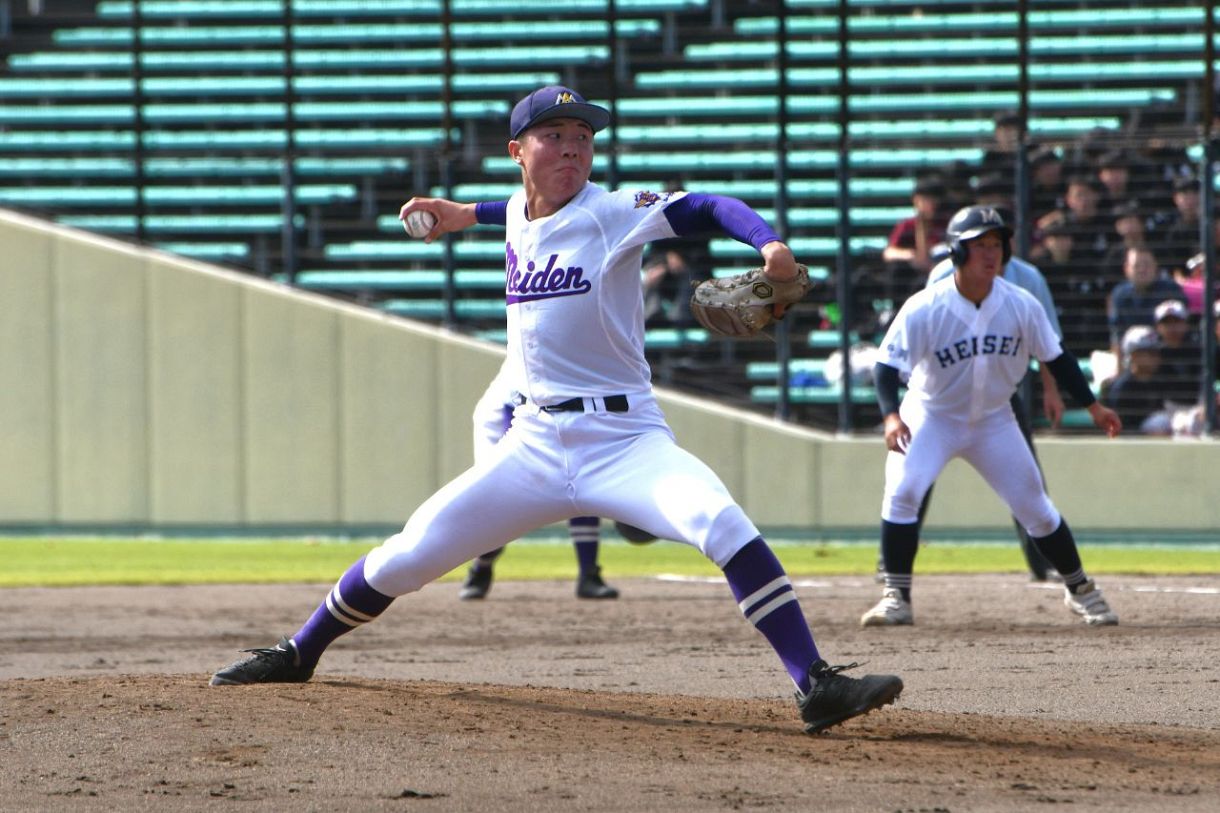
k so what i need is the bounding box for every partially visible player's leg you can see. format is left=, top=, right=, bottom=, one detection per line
left=211, top=434, right=571, bottom=685
left=1010, top=391, right=1056, bottom=581
left=865, top=411, right=957, bottom=626
left=964, top=414, right=1117, bottom=625
left=569, top=516, right=618, bottom=599
left=580, top=425, right=817, bottom=685
left=573, top=403, right=902, bottom=731
left=459, top=546, right=505, bottom=600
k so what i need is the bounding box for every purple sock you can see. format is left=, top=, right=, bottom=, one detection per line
left=569, top=516, right=600, bottom=575
left=722, top=537, right=820, bottom=694
left=291, top=555, right=394, bottom=669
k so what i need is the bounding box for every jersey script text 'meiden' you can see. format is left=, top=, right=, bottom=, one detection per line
left=505, top=243, right=592, bottom=304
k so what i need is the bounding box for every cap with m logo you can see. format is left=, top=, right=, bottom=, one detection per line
left=509, top=85, right=610, bottom=139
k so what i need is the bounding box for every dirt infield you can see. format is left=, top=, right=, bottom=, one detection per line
left=3, top=573, right=1219, bottom=812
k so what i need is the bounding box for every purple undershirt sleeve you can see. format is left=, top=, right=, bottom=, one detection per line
left=662, top=193, right=781, bottom=251
left=475, top=200, right=509, bottom=226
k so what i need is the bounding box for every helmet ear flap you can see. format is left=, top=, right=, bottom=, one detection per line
left=949, top=238, right=968, bottom=266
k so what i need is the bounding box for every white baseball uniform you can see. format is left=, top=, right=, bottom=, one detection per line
left=877, top=274, right=1065, bottom=537
left=364, top=183, right=759, bottom=596
left=471, top=359, right=516, bottom=462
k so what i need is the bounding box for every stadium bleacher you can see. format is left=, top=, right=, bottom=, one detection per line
left=1, top=0, right=1212, bottom=428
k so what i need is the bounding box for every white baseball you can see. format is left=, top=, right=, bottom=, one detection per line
left=403, top=209, right=437, bottom=239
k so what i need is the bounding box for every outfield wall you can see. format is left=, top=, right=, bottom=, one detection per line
left=2, top=209, right=1216, bottom=538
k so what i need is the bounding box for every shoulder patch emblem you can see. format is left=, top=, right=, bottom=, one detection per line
left=633, top=190, right=663, bottom=208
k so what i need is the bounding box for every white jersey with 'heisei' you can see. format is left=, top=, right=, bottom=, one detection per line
left=879, top=274, right=1062, bottom=423
left=502, top=182, right=684, bottom=404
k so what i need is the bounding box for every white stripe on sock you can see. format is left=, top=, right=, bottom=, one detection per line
left=737, top=575, right=791, bottom=615
left=745, top=590, right=797, bottom=626
left=326, top=586, right=374, bottom=627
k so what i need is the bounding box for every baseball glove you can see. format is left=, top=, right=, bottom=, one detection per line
left=614, top=521, right=658, bottom=545
left=689, top=265, right=812, bottom=338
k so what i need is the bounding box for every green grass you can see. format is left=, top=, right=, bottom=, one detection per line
left=2, top=536, right=1218, bottom=587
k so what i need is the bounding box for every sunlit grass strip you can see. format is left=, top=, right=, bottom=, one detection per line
left=2, top=536, right=1217, bottom=587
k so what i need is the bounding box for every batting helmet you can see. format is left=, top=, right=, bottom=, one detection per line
left=945, top=205, right=1013, bottom=267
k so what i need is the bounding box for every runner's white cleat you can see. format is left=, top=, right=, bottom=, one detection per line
left=1064, top=579, right=1118, bottom=626
left=860, top=588, right=914, bottom=627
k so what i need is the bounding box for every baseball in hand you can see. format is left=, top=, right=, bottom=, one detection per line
left=402, top=209, right=437, bottom=239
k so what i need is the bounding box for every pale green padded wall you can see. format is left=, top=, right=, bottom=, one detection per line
left=147, top=255, right=243, bottom=523
left=2, top=209, right=1218, bottom=535
left=54, top=234, right=149, bottom=521
left=0, top=217, right=55, bottom=520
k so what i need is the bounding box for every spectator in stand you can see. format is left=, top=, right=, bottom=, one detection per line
left=940, top=160, right=976, bottom=213
left=1106, top=326, right=1173, bottom=434
left=642, top=234, right=712, bottom=328
left=641, top=179, right=713, bottom=328
left=1148, top=175, right=1202, bottom=274
left=1108, top=246, right=1188, bottom=366
left=1029, top=146, right=1064, bottom=220
left=1038, top=174, right=1115, bottom=267
left=1213, top=299, right=1220, bottom=386
left=1175, top=250, right=1220, bottom=316
left=978, top=111, right=1022, bottom=192
left=1095, top=149, right=1137, bottom=217
left=1100, top=200, right=1149, bottom=279
left=1030, top=218, right=1078, bottom=271
left=881, top=177, right=949, bottom=297
left=1035, top=220, right=1110, bottom=361
left=1138, top=141, right=1194, bottom=213
left=974, top=172, right=1013, bottom=210
left=1151, top=299, right=1205, bottom=408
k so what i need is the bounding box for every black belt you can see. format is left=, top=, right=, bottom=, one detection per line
left=541, top=395, right=629, bottom=413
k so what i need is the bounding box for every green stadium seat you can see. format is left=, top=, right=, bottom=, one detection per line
left=750, top=384, right=877, bottom=406
left=57, top=214, right=284, bottom=232
left=0, top=78, right=133, bottom=97
left=382, top=298, right=507, bottom=319
left=291, top=270, right=504, bottom=291
left=2, top=187, right=135, bottom=206
left=90, top=0, right=707, bottom=17
left=739, top=8, right=1203, bottom=36
left=153, top=241, right=250, bottom=259
left=809, top=330, right=859, bottom=349
left=97, top=0, right=285, bottom=17
left=615, top=95, right=839, bottom=118
left=746, top=359, right=829, bottom=380
left=0, top=129, right=443, bottom=151
left=0, top=101, right=505, bottom=126
left=0, top=158, right=133, bottom=177
left=7, top=47, right=600, bottom=73
left=325, top=240, right=506, bottom=262
left=711, top=236, right=885, bottom=259
left=483, top=148, right=982, bottom=175
left=55, top=21, right=655, bottom=47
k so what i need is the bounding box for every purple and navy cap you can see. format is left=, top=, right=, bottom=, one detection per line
left=509, top=85, right=610, bottom=139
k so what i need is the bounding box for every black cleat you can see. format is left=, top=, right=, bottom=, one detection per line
left=459, top=563, right=493, bottom=600
left=797, top=659, right=903, bottom=734
left=210, top=637, right=313, bottom=686
left=576, top=566, right=619, bottom=599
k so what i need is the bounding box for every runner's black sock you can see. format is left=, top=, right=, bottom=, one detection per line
left=880, top=520, right=920, bottom=603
